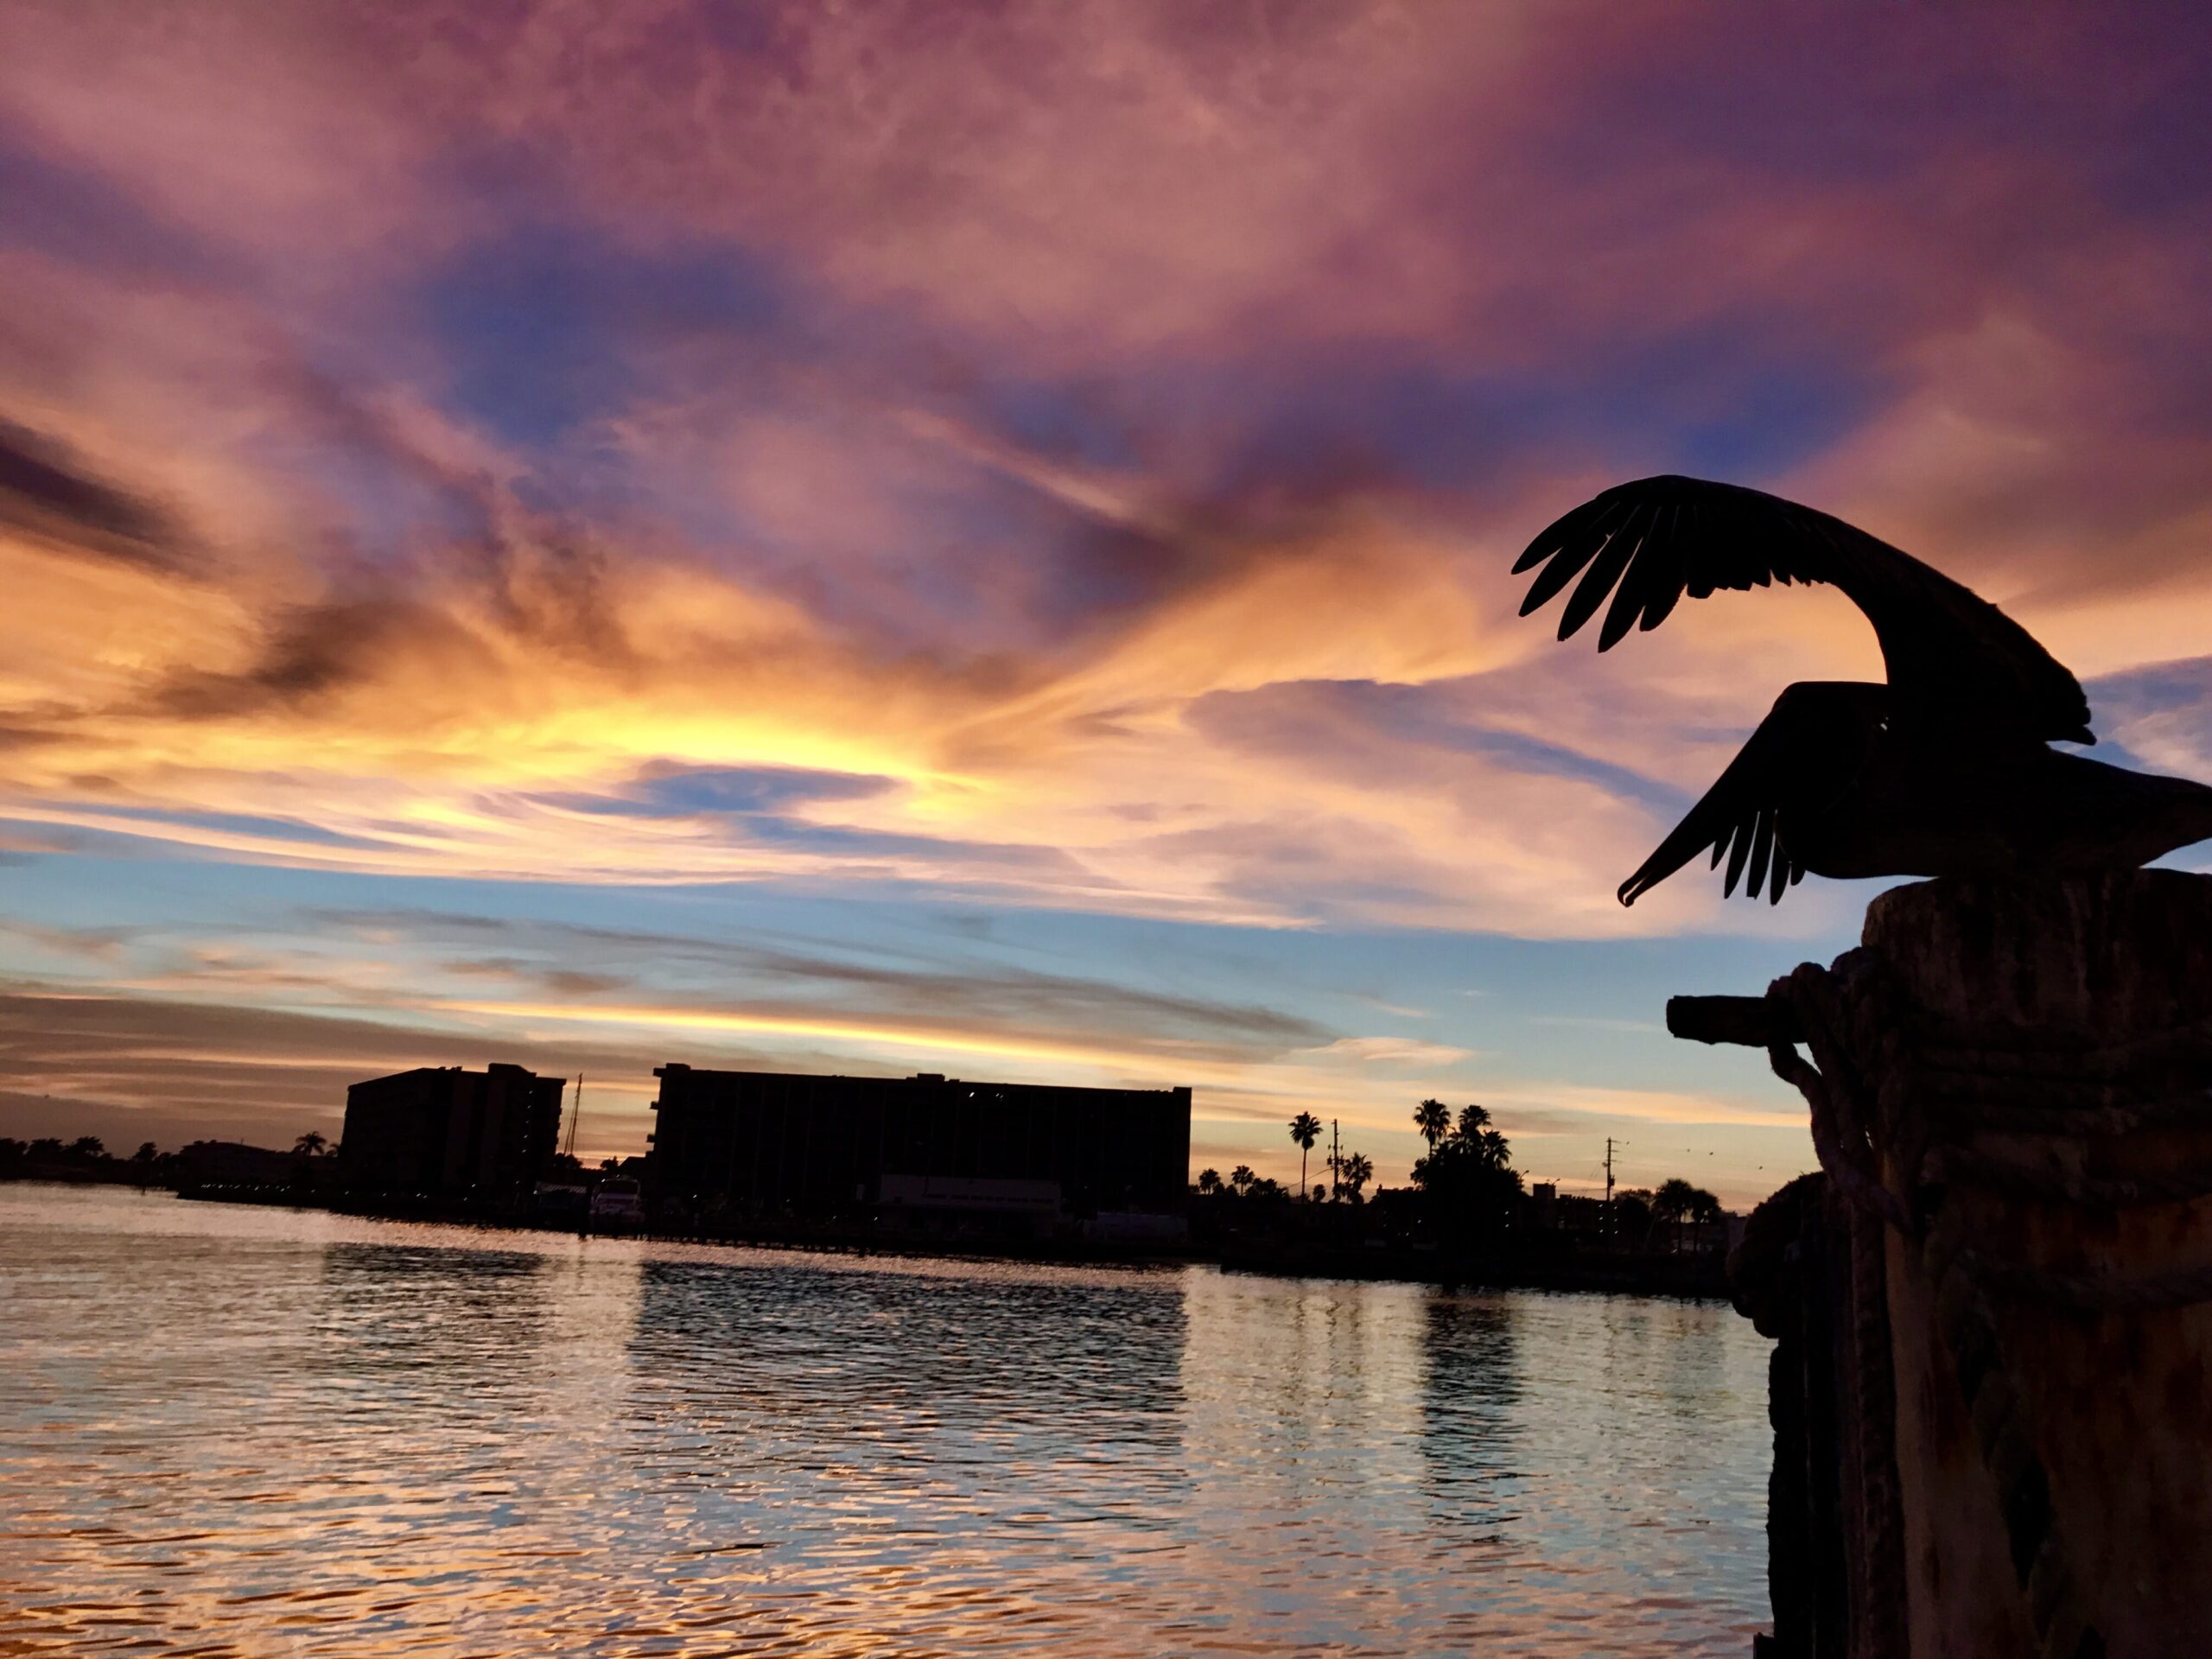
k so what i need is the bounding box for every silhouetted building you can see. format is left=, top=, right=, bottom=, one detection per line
left=340, top=1064, right=564, bottom=1199
left=648, top=1066, right=1191, bottom=1232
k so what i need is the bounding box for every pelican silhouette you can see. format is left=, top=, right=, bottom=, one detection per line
left=1515, top=475, right=2212, bottom=906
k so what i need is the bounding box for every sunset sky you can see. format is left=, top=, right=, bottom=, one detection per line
left=3, top=3, right=2210, bottom=1205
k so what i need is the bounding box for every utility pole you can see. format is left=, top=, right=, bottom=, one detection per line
left=1605, top=1135, right=1616, bottom=1207
left=1331, top=1117, right=1340, bottom=1202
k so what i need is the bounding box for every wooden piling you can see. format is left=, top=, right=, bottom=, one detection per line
left=1723, top=872, right=2212, bottom=1657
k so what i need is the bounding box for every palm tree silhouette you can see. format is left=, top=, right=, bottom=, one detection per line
left=1338, top=1150, right=1375, bottom=1203
left=1198, top=1168, right=1222, bottom=1194
left=1288, top=1113, right=1322, bottom=1201
left=1688, top=1187, right=1724, bottom=1254
left=1453, top=1103, right=1492, bottom=1141
left=1414, top=1099, right=1451, bottom=1150
left=1230, top=1165, right=1256, bottom=1194
left=1653, top=1178, right=1699, bottom=1253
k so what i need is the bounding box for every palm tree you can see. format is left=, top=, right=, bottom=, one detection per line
left=1414, top=1099, right=1451, bottom=1150
left=1197, top=1168, right=1222, bottom=1195
left=1454, top=1103, right=1492, bottom=1142
left=1288, top=1113, right=1322, bottom=1201
left=1653, top=1178, right=1699, bottom=1253
left=1688, top=1187, right=1724, bottom=1254
left=1338, top=1151, right=1375, bottom=1203
left=1230, top=1165, right=1256, bottom=1194
left=294, top=1131, right=328, bottom=1158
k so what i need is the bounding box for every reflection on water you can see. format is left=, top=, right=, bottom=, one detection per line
left=0, top=1184, right=1769, bottom=1655
left=1421, top=1296, right=1522, bottom=1541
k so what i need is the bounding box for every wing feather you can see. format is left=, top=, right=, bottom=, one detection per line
left=1558, top=511, right=1648, bottom=639
left=1511, top=495, right=1627, bottom=575
left=1745, top=810, right=1777, bottom=899
left=1636, top=503, right=1693, bottom=632
left=1518, top=507, right=1620, bottom=612
left=1617, top=682, right=1887, bottom=907
left=1520, top=475, right=2092, bottom=744
left=1720, top=810, right=1756, bottom=899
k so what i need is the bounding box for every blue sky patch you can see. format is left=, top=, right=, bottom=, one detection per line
left=418, top=223, right=787, bottom=447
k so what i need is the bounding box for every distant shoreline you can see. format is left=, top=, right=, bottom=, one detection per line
left=28, top=1179, right=1734, bottom=1300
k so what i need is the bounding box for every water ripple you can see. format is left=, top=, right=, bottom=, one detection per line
left=0, top=1185, right=1770, bottom=1655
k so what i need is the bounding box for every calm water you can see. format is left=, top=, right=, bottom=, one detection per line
left=0, top=1184, right=1771, bottom=1656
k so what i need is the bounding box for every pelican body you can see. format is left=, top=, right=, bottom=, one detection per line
left=1514, top=476, right=2212, bottom=906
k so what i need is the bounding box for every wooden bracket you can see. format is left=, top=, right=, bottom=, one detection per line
left=1666, top=994, right=1802, bottom=1048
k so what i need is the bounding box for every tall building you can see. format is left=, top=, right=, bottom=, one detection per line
left=340, top=1064, right=565, bottom=1199
left=648, top=1066, right=1191, bottom=1229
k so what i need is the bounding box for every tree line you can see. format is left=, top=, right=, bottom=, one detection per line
left=1192, top=1100, right=1727, bottom=1252
left=1196, top=1098, right=1518, bottom=1217
left=0, top=1133, right=336, bottom=1185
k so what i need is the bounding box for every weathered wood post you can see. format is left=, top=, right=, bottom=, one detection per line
left=1681, top=871, right=2212, bottom=1658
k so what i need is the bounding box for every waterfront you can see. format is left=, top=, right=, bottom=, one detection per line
left=1, top=1184, right=1770, bottom=1656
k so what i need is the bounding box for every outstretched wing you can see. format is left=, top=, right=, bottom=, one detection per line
left=1516, top=475, right=2091, bottom=745
left=1619, top=683, right=1885, bottom=907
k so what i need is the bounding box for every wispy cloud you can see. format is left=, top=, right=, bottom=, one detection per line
left=0, top=986, right=656, bottom=1154
left=1302, top=1036, right=1473, bottom=1067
